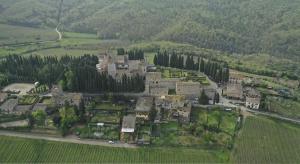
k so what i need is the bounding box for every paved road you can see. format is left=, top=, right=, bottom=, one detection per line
left=0, top=130, right=137, bottom=148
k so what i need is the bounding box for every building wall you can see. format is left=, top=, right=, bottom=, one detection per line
left=176, top=82, right=201, bottom=97
left=149, top=87, right=168, bottom=96
left=246, top=101, right=260, bottom=110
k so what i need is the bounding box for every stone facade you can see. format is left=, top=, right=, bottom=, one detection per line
left=149, top=86, right=168, bottom=96
left=176, top=82, right=201, bottom=98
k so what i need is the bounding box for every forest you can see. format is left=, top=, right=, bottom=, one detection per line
left=0, top=55, right=145, bottom=92
left=0, top=0, right=299, bottom=58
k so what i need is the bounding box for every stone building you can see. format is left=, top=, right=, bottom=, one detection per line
left=176, top=82, right=201, bottom=98
left=121, top=114, right=136, bottom=142
left=245, top=88, right=261, bottom=110
left=135, top=97, right=153, bottom=120
left=226, top=83, right=243, bottom=100
left=149, top=86, right=168, bottom=96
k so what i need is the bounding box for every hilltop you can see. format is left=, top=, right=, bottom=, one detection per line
left=0, top=0, right=299, bottom=57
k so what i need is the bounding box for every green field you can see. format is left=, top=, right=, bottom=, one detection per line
left=0, top=136, right=225, bottom=163
left=266, top=96, right=300, bottom=119
left=232, top=116, right=300, bottom=164
left=0, top=24, right=57, bottom=45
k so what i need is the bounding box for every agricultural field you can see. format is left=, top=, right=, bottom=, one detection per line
left=0, top=136, right=226, bottom=163
left=232, top=116, right=300, bottom=164
left=0, top=24, right=57, bottom=45
left=265, top=96, right=300, bottom=119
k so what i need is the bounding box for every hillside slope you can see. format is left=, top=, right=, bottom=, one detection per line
left=0, top=0, right=299, bottom=57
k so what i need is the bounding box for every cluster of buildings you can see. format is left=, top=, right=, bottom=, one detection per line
left=145, top=72, right=202, bottom=99
left=225, top=78, right=262, bottom=110
left=0, top=84, right=83, bottom=116
left=97, top=54, right=147, bottom=79
left=120, top=95, right=192, bottom=143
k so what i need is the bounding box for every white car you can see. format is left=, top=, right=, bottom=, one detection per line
left=108, top=141, right=115, bottom=144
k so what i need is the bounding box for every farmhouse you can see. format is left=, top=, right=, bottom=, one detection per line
left=0, top=92, right=8, bottom=104
left=226, top=83, right=243, bottom=100
left=135, top=97, right=153, bottom=120
left=245, top=88, right=261, bottom=110
left=176, top=81, right=201, bottom=98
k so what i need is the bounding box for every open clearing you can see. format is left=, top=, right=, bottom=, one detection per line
left=0, top=24, right=57, bottom=45
left=2, top=83, right=35, bottom=95
left=232, top=116, right=300, bottom=164
left=0, top=136, right=225, bottom=163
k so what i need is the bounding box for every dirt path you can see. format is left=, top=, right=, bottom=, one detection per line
left=55, top=26, right=62, bottom=41
left=0, top=130, right=137, bottom=148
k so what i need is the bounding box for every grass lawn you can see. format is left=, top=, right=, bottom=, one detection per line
left=232, top=116, right=300, bottom=164
left=0, top=136, right=226, bottom=163
left=26, top=48, right=100, bottom=57
left=94, top=103, right=125, bottom=111
left=90, top=114, right=120, bottom=124
left=0, top=24, right=57, bottom=45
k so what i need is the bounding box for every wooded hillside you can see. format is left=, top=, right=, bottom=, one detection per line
left=0, top=0, right=299, bottom=57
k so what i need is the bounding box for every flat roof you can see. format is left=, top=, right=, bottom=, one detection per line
left=121, top=115, right=136, bottom=133
left=135, top=97, right=153, bottom=112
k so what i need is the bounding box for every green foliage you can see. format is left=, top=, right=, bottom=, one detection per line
left=199, top=91, right=209, bottom=105
left=59, top=105, right=79, bottom=135
left=32, top=110, right=46, bottom=126
left=117, top=48, right=125, bottom=56
left=0, top=0, right=299, bottom=57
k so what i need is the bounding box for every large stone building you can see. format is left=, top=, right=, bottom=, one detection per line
left=149, top=86, right=168, bottom=96
left=226, top=83, right=243, bottom=100
left=176, top=82, right=201, bottom=98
